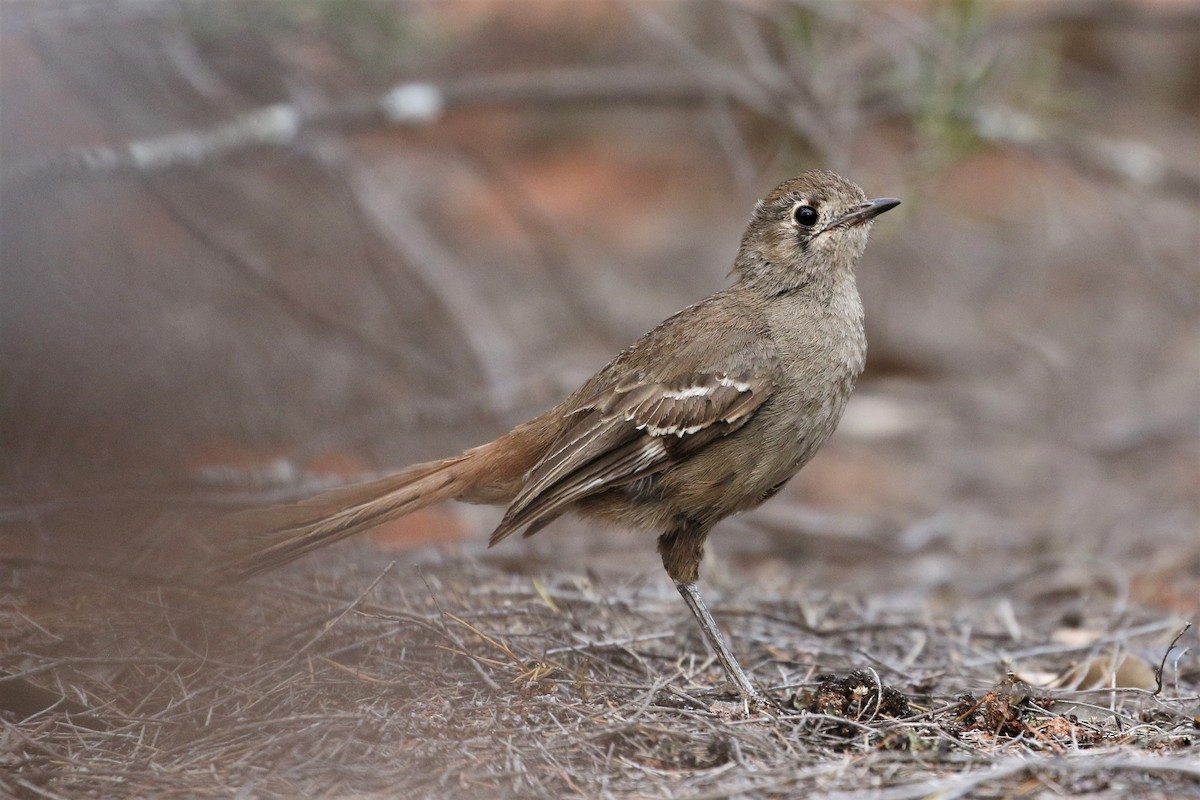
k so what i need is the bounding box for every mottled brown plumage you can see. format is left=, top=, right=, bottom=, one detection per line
left=221, top=171, right=899, bottom=702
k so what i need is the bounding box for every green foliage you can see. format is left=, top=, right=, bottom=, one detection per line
left=778, top=0, right=1072, bottom=176
left=911, top=1, right=1074, bottom=168
left=913, top=0, right=1000, bottom=160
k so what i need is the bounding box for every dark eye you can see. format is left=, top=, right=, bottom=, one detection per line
left=793, top=205, right=819, bottom=227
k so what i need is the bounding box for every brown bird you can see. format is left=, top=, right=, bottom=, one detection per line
left=222, top=170, right=899, bottom=702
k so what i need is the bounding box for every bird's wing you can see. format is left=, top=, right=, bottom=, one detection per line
left=487, top=361, right=778, bottom=546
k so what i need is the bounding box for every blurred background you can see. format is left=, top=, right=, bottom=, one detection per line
left=2, top=0, right=1197, bottom=611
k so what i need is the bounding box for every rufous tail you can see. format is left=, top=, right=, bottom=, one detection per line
left=218, top=441, right=503, bottom=581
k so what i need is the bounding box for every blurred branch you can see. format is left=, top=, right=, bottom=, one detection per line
left=446, top=144, right=628, bottom=344
left=970, top=105, right=1200, bottom=203
left=619, top=0, right=840, bottom=161
left=10, top=64, right=1198, bottom=206
left=342, top=160, right=522, bottom=406
left=1, top=69, right=706, bottom=189
left=143, top=179, right=443, bottom=378
left=992, top=0, right=1200, bottom=31
left=0, top=0, right=188, bottom=34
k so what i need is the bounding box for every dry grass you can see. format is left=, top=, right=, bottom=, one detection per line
left=2, top=552, right=1195, bottom=799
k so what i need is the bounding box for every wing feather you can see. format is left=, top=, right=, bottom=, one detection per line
left=500, top=438, right=668, bottom=540
left=487, top=364, right=778, bottom=545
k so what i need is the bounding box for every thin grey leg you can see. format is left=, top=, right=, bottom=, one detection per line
left=677, top=582, right=762, bottom=701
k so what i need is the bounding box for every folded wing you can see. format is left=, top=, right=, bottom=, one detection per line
left=488, top=368, right=777, bottom=545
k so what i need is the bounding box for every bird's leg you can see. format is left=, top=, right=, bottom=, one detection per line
left=659, top=522, right=765, bottom=703
left=677, top=582, right=762, bottom=702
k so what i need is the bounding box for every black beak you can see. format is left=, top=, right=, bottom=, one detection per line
left=828, top=197, right=901, bottom=230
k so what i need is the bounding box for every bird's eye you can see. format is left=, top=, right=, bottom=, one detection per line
left=793, top=204, right=819, bottom=227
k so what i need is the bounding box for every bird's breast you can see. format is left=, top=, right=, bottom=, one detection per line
left=762, top=284, right=866, bottom=472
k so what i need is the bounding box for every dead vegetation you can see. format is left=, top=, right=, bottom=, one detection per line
left=2, top=555, right=1195, bottom=799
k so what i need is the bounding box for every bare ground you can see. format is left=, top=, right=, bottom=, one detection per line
left=2, top=546, right=1196, bottom=799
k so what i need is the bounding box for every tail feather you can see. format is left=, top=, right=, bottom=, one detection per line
left=218, top=450, right=483, bottom=581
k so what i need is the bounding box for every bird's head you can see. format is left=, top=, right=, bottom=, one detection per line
left=734, top=170, right=899, bottom=294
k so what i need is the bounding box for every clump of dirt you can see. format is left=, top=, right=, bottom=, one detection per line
left=950, top=684, right=1108, bottom=750
left=791, top=670, right=912, bottom=722
left=953, top=688, right=1055, bottom=739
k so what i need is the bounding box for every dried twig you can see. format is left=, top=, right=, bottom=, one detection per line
left=1153, top=622, right=1192, bottom=697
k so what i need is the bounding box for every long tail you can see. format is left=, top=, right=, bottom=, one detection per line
left=217, top=440, right=510, bottom=582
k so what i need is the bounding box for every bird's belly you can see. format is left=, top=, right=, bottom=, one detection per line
left=638, top=393, right=844, bottom=525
